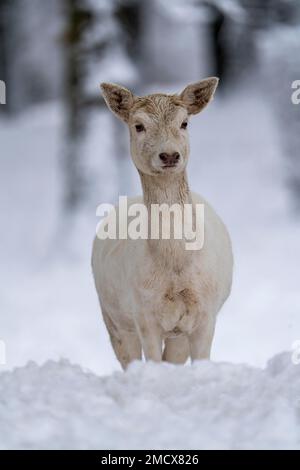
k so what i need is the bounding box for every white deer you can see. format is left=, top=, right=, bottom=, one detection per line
left=92, top=78, right=233, bottom=369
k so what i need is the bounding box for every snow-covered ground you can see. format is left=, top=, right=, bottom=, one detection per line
left=1, top=80, right=299, bottom=375
left=0, top=352, right=299, bottom=450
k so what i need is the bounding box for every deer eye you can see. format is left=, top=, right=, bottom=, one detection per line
left=135, top=124, right=145, bottom=133
left=181, top=120, right=188, bottom=130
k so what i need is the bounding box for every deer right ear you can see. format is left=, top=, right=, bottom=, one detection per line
left=100, top=83, right=134, bottom=122
left=180, top=77, right=219, bottom=115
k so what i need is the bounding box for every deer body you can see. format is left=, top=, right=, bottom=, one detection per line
left=92, top=79, right=233, bottom=368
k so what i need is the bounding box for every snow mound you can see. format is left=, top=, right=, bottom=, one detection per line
left=0, top=353, right=299, bottom=450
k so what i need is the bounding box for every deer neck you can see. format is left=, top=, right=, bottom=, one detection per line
left=139, top=169, right=192, bottom=272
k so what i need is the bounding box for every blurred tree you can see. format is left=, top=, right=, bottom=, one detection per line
left=62, top=0, right=116, bottom=210
left=0, top=0, right=15, bottom=113
left=0, top=2, right=8, bottom=87
left=259, top=0, right=300, bottom=210
left=111, top=0, right=143, bottom=196
left=0, top=0, right=64, bottom=113
left=186, top=0, right=277, bottom=89
left=63, top=0, right=92, bottom=210
left=115, top=0, right=143, bottom=61
left=159, top=0, right=248, bottom=88
left=200, top=0, right=249, bottom=88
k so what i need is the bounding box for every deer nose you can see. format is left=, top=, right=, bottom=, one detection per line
left=159, top=152, right=181, bottom=165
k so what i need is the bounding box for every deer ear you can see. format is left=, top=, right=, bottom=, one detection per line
left=180, top=77, right=219, bottom=115
left=100, top=83, right=134, bottom=122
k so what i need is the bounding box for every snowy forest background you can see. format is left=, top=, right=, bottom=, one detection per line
left=1, top=0, right=300, bottom=375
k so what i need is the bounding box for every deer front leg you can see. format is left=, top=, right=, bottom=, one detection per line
left=137, top=314, right=163, bottom=362
left=189, top=315, right=216, bottom=361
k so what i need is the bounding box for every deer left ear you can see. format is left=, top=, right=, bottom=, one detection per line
left=100, top=82, right=134, bottom=122
left=180, top=77, right=219, bottom=115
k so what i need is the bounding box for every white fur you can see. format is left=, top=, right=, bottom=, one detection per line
left=92, top=80, right=233, bottom=368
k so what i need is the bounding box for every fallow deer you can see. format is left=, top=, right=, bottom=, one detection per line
left=92, top=78, right=233, bottom=369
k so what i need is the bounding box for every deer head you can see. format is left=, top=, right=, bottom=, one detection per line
left=101, top=78, right=219, bottom=176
